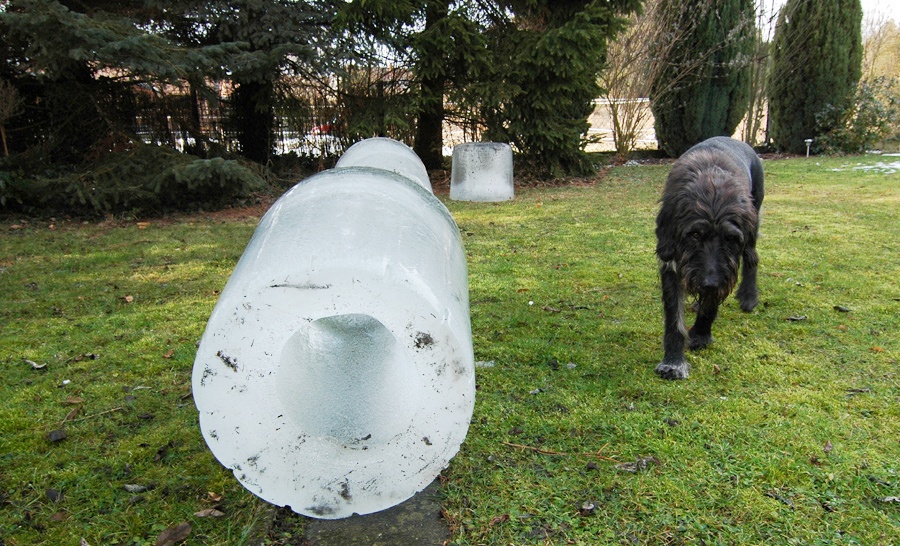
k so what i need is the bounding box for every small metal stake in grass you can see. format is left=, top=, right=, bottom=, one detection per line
left=805, top=138, right=813, bottom=158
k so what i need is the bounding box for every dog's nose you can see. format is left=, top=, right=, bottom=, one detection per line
left=702, top=274, right=719, bottom=289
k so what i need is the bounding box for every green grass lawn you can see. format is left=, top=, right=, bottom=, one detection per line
left=1, top=155, right=898, bottom=545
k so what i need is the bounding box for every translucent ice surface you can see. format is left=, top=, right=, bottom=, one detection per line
left=192, top=138, right=474, bottom=519
left=336, top=137, right=432, bottom=191
left=450, top=142, right=514, bottom=202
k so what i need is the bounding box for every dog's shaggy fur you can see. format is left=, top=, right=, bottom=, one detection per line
left=655, top=137, right=764, bottom=380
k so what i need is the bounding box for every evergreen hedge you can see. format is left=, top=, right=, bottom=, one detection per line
left=649, top=0, right=756, bottom=157
left=768, top=0, right=863, bottom=154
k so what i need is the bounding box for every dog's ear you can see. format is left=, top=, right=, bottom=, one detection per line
left=655, top=201, right=677, bottom=262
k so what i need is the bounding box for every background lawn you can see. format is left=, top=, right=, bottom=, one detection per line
left=1, top=155, right=898, bottom=545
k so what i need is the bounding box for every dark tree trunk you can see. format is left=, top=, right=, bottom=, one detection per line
left=413, top=0, right=448, bottom=170
left=232, top=80, right=275, bottom=164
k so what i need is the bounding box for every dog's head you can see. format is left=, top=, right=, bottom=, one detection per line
left=656, top=149, right=758, bottom=301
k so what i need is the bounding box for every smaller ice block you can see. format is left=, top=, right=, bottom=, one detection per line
left=450, top=142, right=514, bottom=202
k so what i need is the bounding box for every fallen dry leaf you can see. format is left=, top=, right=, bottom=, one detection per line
left=123, top=295, right=134, bottom=303
left=63, top=406, right=82, bottom=422
left=65, top=396, right=84, bottom=405
left=163, top=349, right=175, bottom=359
left=194, top=508, right=225, bottom=518
left=824, top=441, right=834, bottom=453
left=156, top=522, right=191, bottom=546
left=488, top=514, right=510, bottom=526
left=207, top=491, right=223, bottom=502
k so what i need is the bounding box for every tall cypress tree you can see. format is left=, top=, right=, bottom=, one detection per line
left=767, top=0, right=863, bottom=154
left=649, top=0, right=756, bottom=157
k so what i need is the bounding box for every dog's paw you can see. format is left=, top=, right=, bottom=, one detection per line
left=656, top=358, right=690, bottom=380
left=688, top=328, right=713, bottom=351
left=738, top=293, right=758, bottom=312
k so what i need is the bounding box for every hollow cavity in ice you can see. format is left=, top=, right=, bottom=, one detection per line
left=275, top=313, right=417, bottom=446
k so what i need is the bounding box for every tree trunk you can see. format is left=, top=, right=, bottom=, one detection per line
left=232, top=80, right=275, bottom=164
left=413, top=0, right=449, bottom=170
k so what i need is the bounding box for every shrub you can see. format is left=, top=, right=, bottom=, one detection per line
left=816, top=76, right=900, bottom=154
left=649, top=0, right=756, bottom=157
left=0, top=143, right=264, bottom=216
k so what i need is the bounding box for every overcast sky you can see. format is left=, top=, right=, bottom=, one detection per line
left=861, top=0, right=895, bottom=22
left=763, top=0, right=894, bottom=36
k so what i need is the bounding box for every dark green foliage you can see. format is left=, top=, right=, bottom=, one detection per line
left=768, top=0, right=863, bottom=154
left=340, top=0, right=640, bottom=177
left=649, top=0, right=756, bottom=157
left=159, top=0, right=336, bottom=164
left=0, top=0, right=324, bottom=213
left=338, top=0, right=482, bottom=169
left=0, top=0, right=240, bottom=161
left=1, top=144, right=264, bottom=215
left=221, top=1, right=333, bottom=165
left=2, top=0, right=646, bottom=197
left=478, top=0, right=641, bottom=176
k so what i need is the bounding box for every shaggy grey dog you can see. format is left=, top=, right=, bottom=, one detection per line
left=654, top=137, right=764, bottom=380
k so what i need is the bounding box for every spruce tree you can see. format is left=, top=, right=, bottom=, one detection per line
left=484, top=0, right=642, bottom=176
left=767, top=0, right=863, bottom=154
left=182, top=0, right=334, bottom=164
left=649, top=0, right=756, bottom=157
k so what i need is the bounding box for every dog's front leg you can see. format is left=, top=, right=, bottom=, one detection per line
left=737, top=246, right=759, bottom=312
left=688, top=292, right=718, bottom=350
left=656, top=263, right=690, bottom=379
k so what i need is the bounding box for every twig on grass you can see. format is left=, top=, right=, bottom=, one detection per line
left=67, top=406, right=124, bottom=423
left=502, top=441, right=619, bottom=463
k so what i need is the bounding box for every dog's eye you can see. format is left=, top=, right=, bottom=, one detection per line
left=690, top=231, right=703, bottom=240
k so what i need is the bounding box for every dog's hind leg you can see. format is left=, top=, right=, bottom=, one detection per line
left=656, top=263, right=690, bottom=380
left=688, top=292, right=718, bottom=350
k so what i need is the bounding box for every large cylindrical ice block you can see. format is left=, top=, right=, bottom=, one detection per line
left=450, top=142, right=514, bottom=202
left=192, top=139, right=474, bottom=519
